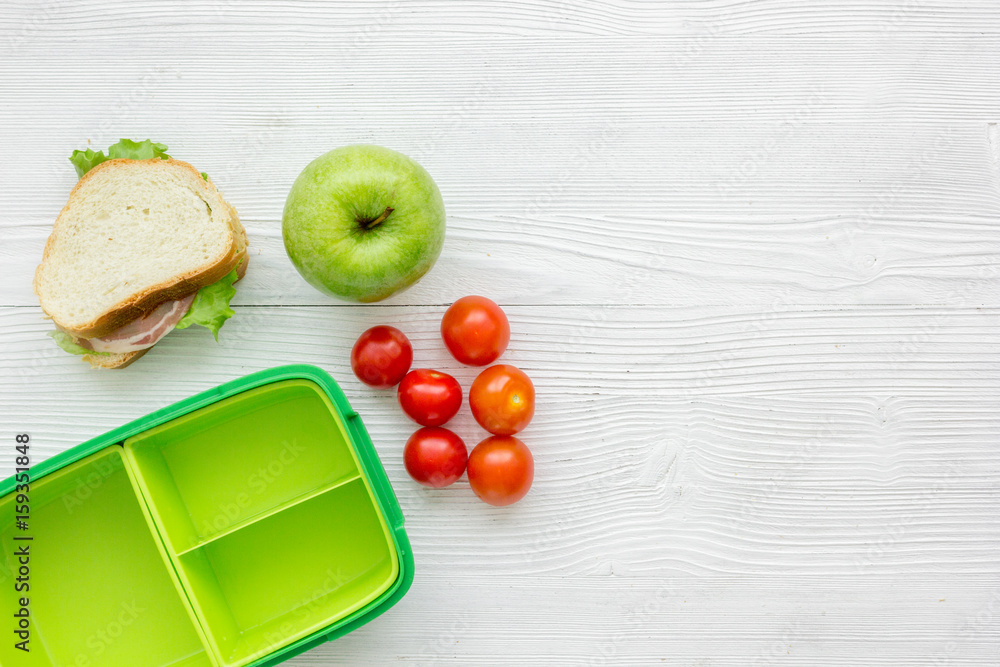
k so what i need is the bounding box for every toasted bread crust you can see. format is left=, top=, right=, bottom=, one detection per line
left=35, top=158, right=246, bottom=339
left=83, top=348, right=149, bottom=369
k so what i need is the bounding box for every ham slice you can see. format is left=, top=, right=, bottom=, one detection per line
left=83, top=293, right=197, bottom=354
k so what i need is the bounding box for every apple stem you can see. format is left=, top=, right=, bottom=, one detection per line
left=366, top=206, right=394, bottom=229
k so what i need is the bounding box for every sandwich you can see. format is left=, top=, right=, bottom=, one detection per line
left=34, top=139, right=248, bottom=368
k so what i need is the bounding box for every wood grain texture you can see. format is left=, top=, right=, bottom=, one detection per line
left=288, top=575, right=999, bottom=665
left=2, top=305, right=997, bottom=579
left=2, top=3, right=999, bottom=665
left=3, top=36, right=1000, bottom=126
left=3, top=30, right=1000, bottom=308
left=3, top=0, right=1000, bottom=37
left=3, top=121, right=999, bottom=306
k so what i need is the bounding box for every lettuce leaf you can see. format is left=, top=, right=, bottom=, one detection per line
left=49, top=264, right=239, bottom=356
left=48, top=331, right=112, bottom=357
left=108, top=138, right=171, bottom=161
left=69, top=139, right=171, bottom=178
left=55, top=140, right=232, bottom=357
left=174, top=267, right=239, bottom=341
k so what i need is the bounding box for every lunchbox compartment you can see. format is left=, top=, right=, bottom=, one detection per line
left=0, top=448, right=214, bottom=667
left=125, top=380, right=362, bottom=554
left=175, top=477, right=398, bottom=667
left=0, top=365, right=413, bottom=667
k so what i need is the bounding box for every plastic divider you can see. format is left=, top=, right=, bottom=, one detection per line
left=124, top=379, right=363, bottom=556
left=173, top=476, right=399, bottom=667
left=175, top=471, right=361, bottom=556
left=343, top=411, right=405, bottom=531
left=0, top=367, right=414, bottom=667
left=122, top=376, right=402, bottom=667
left=0, top=448, right=216, bottom=667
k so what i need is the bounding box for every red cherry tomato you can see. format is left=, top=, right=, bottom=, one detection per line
left=351, top=326, right=413, bottom=388
left=404, top=427, right=468, bottom=488
left=467, top=435, right=534, bottom=506
left=469, top=365, right=535, bottom=435
left=398, top=369, right=463, bottom=427
left=441, top=296, right=510, bottom=366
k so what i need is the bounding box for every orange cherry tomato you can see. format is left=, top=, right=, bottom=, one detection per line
left=441, top=295, right=510, bottom=366
left=467, top=435, right=534, bottom=506
left=469, top=364, right=535, bottom=435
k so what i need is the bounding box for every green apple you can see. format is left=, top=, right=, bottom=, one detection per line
left=282, top=144, right=446, bottom=302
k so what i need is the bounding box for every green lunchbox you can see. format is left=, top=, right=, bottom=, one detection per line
left=0, top=365, right=414, bottom=667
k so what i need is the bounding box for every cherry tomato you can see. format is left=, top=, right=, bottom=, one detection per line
left=404, top=427, right=468, bottom=488
left=441, top=295, right=510, bottom=366
left=467, top=435, right=534, bottom=506
left=469, top=364, right=535, bottom=435
left=398, top=369, right=463, bottom=426
left=351, top=325, right=413, bottom=388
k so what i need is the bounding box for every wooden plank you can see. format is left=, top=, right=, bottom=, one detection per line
left=3, top=123, right=998, bottom=306
left=2, top=305, right=996, bottom=577
left=282, top=575, right=1000, bottom=665
left=2, top=36, right=999, bottom=130
left=3, top=0, right=1000, bottom=38
left=2, top=6, right=999, bottom=665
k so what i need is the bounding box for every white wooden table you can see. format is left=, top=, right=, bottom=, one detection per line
left=2, top=2, right=999, bottom=665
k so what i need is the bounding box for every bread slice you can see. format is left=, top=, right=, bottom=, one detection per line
left=82, top=348, right=149, bottom=370
left=35, top=158, right=245, bottom=340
